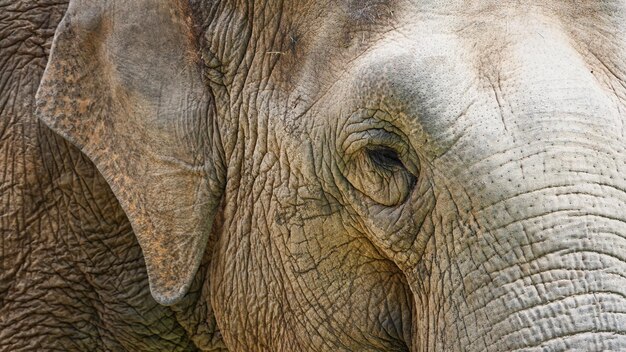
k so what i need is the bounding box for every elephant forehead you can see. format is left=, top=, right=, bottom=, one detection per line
left=304, top=6, right=621, bottom=131
left=279, top=0, right=625, bottom=77
left=321, top=35, right=474, bottom=155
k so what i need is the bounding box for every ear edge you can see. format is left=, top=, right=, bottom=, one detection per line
left=36, top=2, right=224, bottom=306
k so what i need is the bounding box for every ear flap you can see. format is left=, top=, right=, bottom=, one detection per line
left=36, top=0, right=224, bottom=305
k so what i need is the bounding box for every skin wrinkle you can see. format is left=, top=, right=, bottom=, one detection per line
left=4, top=0, right=626, bottom=351
left=493, top=295, right=626, bottom=342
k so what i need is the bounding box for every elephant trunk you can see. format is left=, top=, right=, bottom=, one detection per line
left=408, top=134, right=626, bottom=351
left=410, top=163, right=626, bottom=350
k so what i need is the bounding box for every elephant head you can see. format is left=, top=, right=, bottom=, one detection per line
left=37, top=0, right=626, bottom=350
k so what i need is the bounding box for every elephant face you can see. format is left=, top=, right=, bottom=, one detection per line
left=37, top=0, right=626, bottom=351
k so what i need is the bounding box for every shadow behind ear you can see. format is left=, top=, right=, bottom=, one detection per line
left=36, top=0, right=224, bottom=305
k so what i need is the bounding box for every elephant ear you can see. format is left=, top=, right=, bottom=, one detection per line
left=36, top=0, right=224, bottom=305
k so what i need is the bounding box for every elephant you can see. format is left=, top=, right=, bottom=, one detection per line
left=2, top=0, right=626, bottom=350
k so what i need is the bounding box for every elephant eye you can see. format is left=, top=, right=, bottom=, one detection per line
left=367, top=147, right=404, bottom=170
left=344, top=132, right=418, bottom=207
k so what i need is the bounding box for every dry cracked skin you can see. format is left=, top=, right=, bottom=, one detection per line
left=2, top=0, right=626, bottom=351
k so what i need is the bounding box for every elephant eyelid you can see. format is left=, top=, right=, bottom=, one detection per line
left=344, top=128, right=406, bottom=155
left=365, top=131, right=420, bottom=177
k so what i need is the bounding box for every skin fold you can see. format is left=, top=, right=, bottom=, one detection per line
left=2, top=0, right=626, bottom=351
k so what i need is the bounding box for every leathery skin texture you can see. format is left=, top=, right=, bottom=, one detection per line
left=2, top=0, right=626, bottom=351
left=0, top=1, right=225, bottom=350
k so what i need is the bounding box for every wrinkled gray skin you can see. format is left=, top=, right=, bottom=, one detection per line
left=2, top=0, right=626, bottom=351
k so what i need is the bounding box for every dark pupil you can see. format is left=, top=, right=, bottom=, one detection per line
left=367, top=147, right=403, bottom=169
